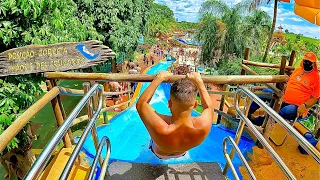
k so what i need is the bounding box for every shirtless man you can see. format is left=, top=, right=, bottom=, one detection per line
left=136, top=71, right=213, bottom=159
left=108, top=82, right=122, bottom=110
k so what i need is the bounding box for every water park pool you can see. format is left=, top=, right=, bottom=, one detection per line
left=81, top=61, right=255, bottom=179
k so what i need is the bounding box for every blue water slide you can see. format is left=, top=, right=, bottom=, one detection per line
left=81, top=61, right=254, bottom=179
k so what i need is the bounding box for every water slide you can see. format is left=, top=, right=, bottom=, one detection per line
left=81, top=61, right=254, bottom=179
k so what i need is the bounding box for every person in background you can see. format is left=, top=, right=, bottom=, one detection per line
left=136, top=71, right=213, bottom=159
left=249, top=52, right=319, bottom=126
left=109, top=82, right=122, bottom=111
left=135, top=63, right=141, bottom=74
left=128, top=66, right=138, bottom=94
left=151, top=55, right=155, bottom=65
left=143, top=54, right=147, bottom=66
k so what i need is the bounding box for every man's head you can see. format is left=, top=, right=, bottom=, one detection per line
left=169, top=78, right=198, bottom=111
left=302, top=52, right=318, bottom=72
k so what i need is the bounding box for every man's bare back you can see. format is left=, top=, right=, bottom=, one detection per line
left=136, top=71, right=213, bottom=159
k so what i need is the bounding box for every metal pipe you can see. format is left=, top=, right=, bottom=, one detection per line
left=234, top=88, right=296, bottom=179
left=60, top=87, right=103, bottom=179
left=24, top=84, right=101, bottom=180
left=239, top=87, right=320, bottom=163
left=223, top=136, right=256, bottom=180
left=84, top=83, right=103, bottom=166
left=223, top=87, right=252, bottom=175
left=88, top=136, right=111, bottom=180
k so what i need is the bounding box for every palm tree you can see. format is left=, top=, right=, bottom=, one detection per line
left=199, top=0, right=251, bottom=57
left=198, top=0, right=270, bottom=64
left=243, top=10, right=271, bottom=55
left=250, top=0, right=278, bottom=62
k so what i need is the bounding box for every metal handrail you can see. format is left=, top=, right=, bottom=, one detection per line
left=223, top=136, right=256, bottom=180
left=60, top=87, right=103, bottom=179
left=25, top=84, right=102, bottom=180
left=238, top=87, right=320, bottom=163
left=88, top=136, right=111, bottom=180
left=234, top=87, right=296, bottom=179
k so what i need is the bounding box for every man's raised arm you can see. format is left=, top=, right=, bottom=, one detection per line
left=186, top=72, right=213, bottom=110
left=136, top=71, right=171, bottom=132
left=186, top=72, right=213, bottom=128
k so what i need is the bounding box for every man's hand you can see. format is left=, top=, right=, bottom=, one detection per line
left=297, top=103, right=307, bottom=116
left=186, top=72, right=203, bottom=84
left=155, top=71, right=171, bottom=81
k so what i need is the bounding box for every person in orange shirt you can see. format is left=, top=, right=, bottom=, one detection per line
left=249, top=52, right=319, bottom=126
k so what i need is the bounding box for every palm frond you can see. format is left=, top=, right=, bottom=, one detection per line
left=249, top=0, right=266, bottom=10
left=199, top=0, right=230, bottom=18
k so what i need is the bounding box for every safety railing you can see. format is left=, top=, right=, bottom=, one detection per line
left=223, top=136, right=256, bottom=180
left=88, top=136, right=111, bottom=180
left=25, top=84, right=104, bottom=180
left=60, top=83, right=104, bottom=179
left=224, top=86, right=320, bottom=180
left=238, top=87, right=320, bottom=163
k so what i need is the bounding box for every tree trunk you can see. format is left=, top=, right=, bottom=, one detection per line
left=262, top=0, right=278, bottom=62
left=111, top=57, right=117, bottom=73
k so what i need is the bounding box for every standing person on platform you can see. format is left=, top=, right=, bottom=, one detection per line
left=248, top=52, right=320, bottom=126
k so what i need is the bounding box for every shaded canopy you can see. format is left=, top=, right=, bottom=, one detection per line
left=286, top=0, right=320, bottom=26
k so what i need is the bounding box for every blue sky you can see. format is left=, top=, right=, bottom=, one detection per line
left=155, top=0, right=320, bottom=39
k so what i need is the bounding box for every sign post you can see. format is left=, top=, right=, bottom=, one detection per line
left=0, top=40, right=115, bottom=76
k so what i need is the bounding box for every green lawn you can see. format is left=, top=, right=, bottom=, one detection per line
left=285, top=33, right=320, bottom=45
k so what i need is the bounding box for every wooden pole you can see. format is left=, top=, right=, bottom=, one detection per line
left=288, top=50, right=296, bottom=66
left=217, top=85, right=229, bottom=124
left=240, top=64, right=282, bottom=97
left=45, top=72, right=289, bottom=84
left=286, top=50, right=296, bottom=75
left=241, top=48, right=250, bottom=75
left=46, top=80, right=72, bottom=148
left=83, top=82, right=103, bottom=166
left=58, top=87, right=131, bottom=97
left=51, top=80, right=75, bottom=145
left=277, top=56, right=287, bottom=90
left=242, top=60, right=295, bottom=70
left=90, top=81, right=99, bottom=111
left=264, top=56, right=287, bottom=142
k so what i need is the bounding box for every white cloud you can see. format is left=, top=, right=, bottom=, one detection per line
left=278, top=17, right=285, bottom=22
left=289, top=17, right=303, bottom=22
left=280, top=24, right=320, bottom=39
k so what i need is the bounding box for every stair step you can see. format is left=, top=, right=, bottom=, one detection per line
left=106, top=161, right=226, bottom=180
left=38, top=147, right=91, bottom=180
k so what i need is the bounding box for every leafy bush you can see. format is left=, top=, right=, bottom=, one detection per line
left=0, top=0, right=104, bottom=153
left=217, top=57, right=278, bottom=76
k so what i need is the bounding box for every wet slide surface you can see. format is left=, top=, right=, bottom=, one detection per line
left=81, top=61, right=254, bottom=179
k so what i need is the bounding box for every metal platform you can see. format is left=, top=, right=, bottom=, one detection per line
left=106, top=161, right=226, bottom=180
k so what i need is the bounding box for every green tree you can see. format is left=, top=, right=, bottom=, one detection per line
left=198, top=0, right=270, bottom=63
left=76, top=0, right=152, bottom=71
left=250, top=0, right=278, bottom=62
left=0, top=0, right=103, bottom=156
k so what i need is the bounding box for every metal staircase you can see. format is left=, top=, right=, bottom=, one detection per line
left=221, top=86, right=320, bottom=180
left=25, top=83, right=111, bottom=180
left=21, top=85, right=320, bottom=180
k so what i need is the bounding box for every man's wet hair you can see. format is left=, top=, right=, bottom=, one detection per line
left=170, top=78, right=198, bottom=105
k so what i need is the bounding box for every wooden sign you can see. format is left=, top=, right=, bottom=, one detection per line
left=0, top=40, right=115, bottom=76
